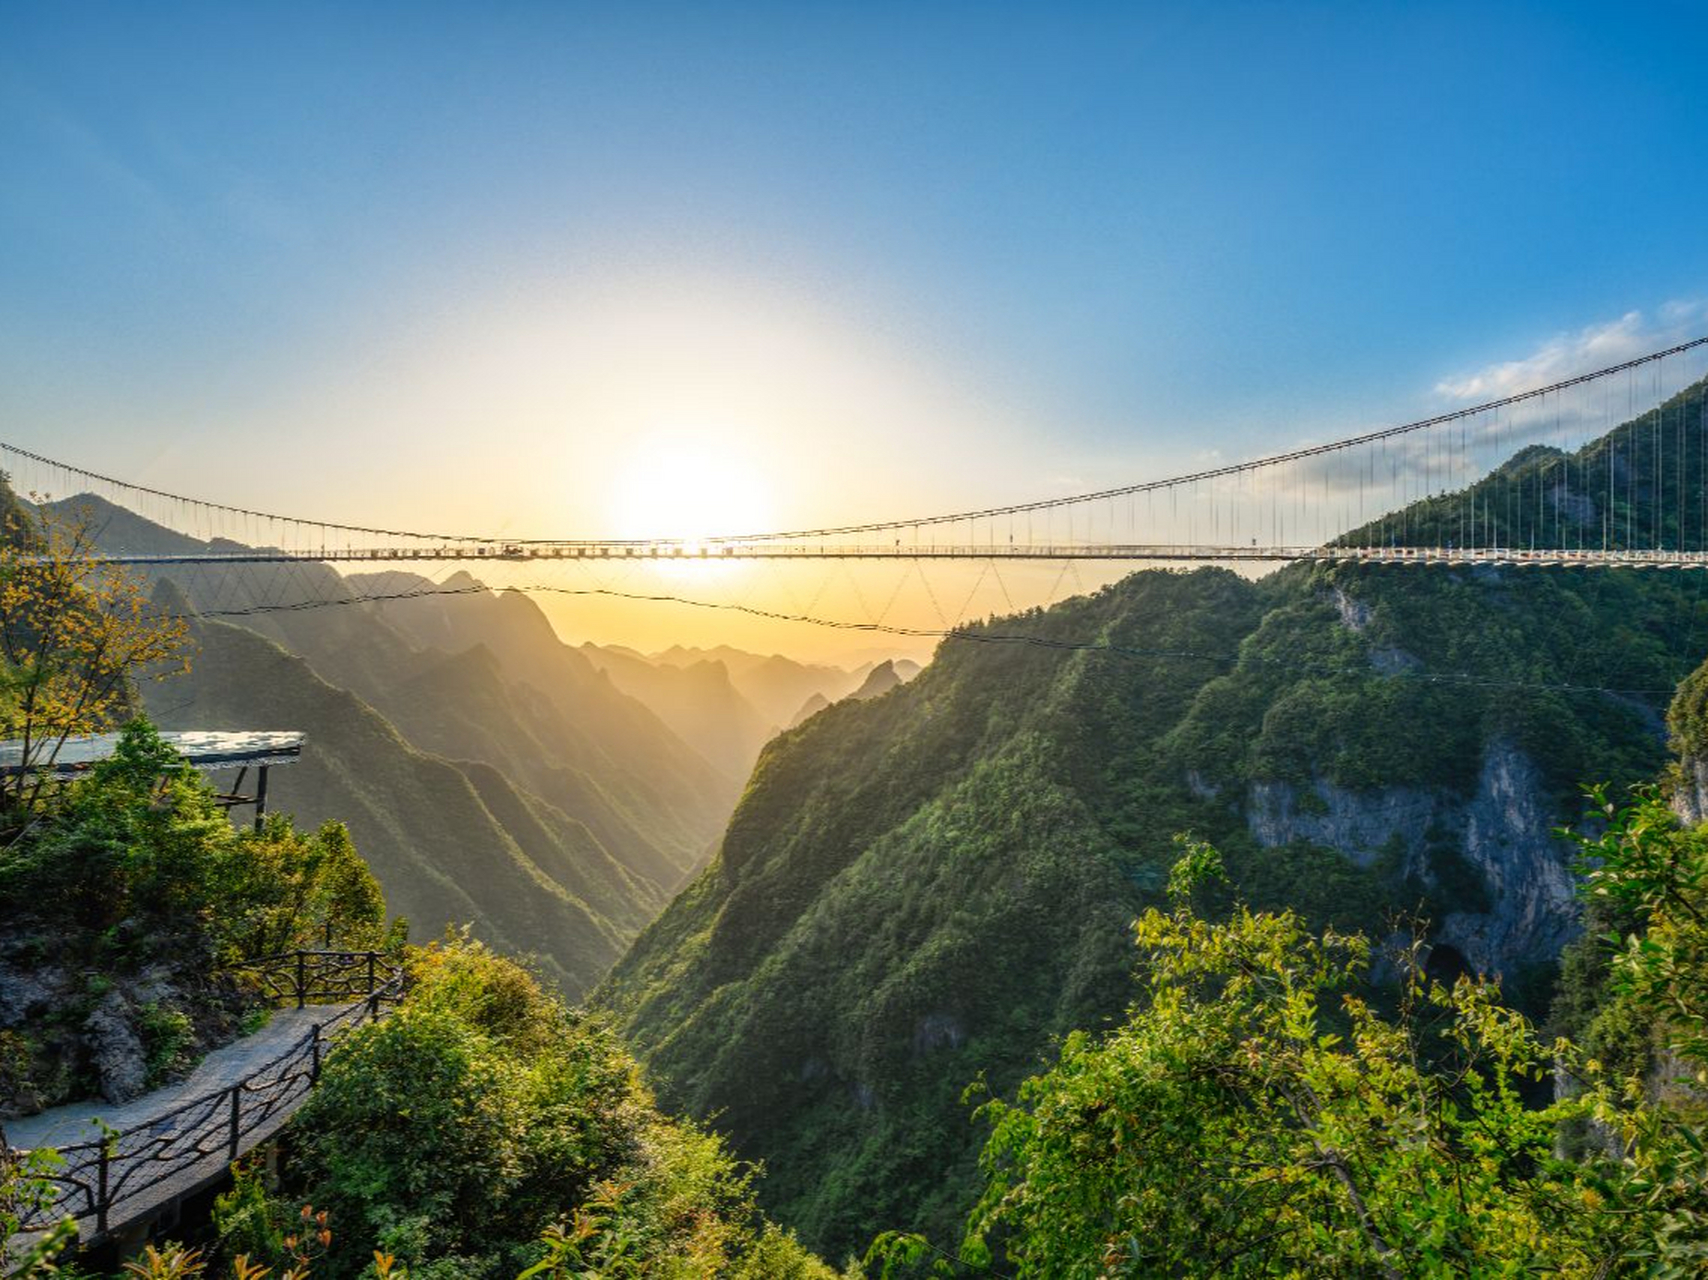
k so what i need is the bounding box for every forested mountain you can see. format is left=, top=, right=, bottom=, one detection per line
left=52, top=496, right=740, bottom=993
left=58, top=501, right=741, bottom=890
left=144, top=583, right=660, bottom=995
left=598, top=378, right=1708, bottom=1257
left=1341, top=374, right=1708, bottom=553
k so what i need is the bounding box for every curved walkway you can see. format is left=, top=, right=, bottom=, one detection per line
left=9, top=1005, right=344, bottom=1151
left=8, top=951, right=399, bottom=1246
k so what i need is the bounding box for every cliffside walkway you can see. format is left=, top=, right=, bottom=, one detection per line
left=7, top=950, right=402, bottom=1247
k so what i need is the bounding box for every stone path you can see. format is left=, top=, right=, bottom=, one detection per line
left=10, top=1007, right=340, bottom=1150
left=9, top=1003, right=361, bottom=1243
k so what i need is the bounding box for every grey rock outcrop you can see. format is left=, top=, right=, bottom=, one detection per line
left=1673, top=756, right=1708, bottom=827
left=1245, top=740, right=1577, bottom=978
left=1329, top=587, right=1372, bottom=632
left=1247, top=778, right=1435, bottom=869
left=1440, top=743, right=1578, bottom=974
left=84, top=991, right=149, bottom=1104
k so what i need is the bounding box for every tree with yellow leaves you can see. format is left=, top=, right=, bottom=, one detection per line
left=0, top=489, right=189, bottom=821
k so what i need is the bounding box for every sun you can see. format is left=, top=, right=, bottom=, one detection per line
left=608, top=439, right=776, bottom=542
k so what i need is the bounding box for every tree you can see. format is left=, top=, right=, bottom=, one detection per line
left=288, top=937, right=844, bottom=1279
left=0, top=495, right=188, bottom=820
left=1568, top=786, right=1708, bottom=1273
left=932, top=840, right=1633, bottom=1277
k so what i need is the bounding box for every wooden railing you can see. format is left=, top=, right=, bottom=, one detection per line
left=11, top=950, right=403, bottom=1241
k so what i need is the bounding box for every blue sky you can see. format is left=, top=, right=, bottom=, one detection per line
left=2, top=1, right=1706, bottom=650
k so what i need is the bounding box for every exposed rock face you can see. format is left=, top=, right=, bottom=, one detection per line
left=1185, top=770, right=1222, bottom=801
left=84, top=991, right=148, bottom=1104
left=0, top=963, right=57, bottom=1030
left=1, top=927, right=245, bottom=1118
left=1369, top=645, right=1423, bottom=676
left=1247, top=779, right=1434, bottom=869
left=1245, top=740, right=1577, bottom=977
left=1330, top=587, right=1372, bottom=632
left=912, top=1012, right=964, bottom=1057
left=1442, top=743, right=1578, bottom=975
left=1673, top=756, right=1708, bottom=826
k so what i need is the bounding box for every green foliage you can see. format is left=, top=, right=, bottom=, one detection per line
left=211, top=1157, right=294, bottom=1268
left=957, top=879, right=1606, bottom=1274
left=938, top=806, right=1708, bottom=1277
left=289, top=936, right=845, bottom=1279
left=0, top=719, right=381, bottom=960
left=1165, top=832, right=1226, bottom=904
left=0, top=718, right=390, bottom=1108
left=1171, top=563, right=1699, bottom=802
left=0, top=490, right=190, bottom=822
left=1338, top=376, right=1708, bottom=560
left=0, top=1146, right=79, bottom=1276
left=139, top=1001, right=197, bottom=1088
left=1559, top=785, right=1708, bottom=1274
left=1574, top=785, right=1708, bottom=1070
left=605, top=545, right=1706, bottom=1253
left=1667, top=658, right=1708, bottom=760
left=217, top=817, right=386, bottom=960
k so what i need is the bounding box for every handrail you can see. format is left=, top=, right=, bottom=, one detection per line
left=7, top=950, right=403, bottom=1241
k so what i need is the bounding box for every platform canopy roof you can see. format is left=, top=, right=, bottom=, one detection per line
left=0, top=730, right=304, bottom=777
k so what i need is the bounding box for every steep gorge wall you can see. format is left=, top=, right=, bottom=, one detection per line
left=1243, top=738, right=1578, bottom=977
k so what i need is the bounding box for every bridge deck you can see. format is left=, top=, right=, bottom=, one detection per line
left=73, top=544, right=1708, bottom=567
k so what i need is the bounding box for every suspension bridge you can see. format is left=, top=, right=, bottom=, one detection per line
left=13, top=334, right=1708, bottom=582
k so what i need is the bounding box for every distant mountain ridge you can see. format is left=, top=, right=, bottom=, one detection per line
left=146, top=581, right=651, bottom=994
left=55, top=494, right=738, bottom=994
left=646, top=645, right=873, bottom=724
left=579, top=642, right=918, bottom=784
left=577, top=645, right=778, bottom=783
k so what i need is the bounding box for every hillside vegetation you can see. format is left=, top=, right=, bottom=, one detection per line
left=601, top=380, right=1708, bottom=1257
left=0, top=720, right=385, bottom=1116
left=1, top=734, right=842, bottom=1279
left=877, top=800, right=1708, bottom=1276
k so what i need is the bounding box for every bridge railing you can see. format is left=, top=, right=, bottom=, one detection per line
left=12, top=950, right=403, bottom=1240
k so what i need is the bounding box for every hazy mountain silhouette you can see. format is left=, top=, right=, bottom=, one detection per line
left=56, top=495, right=743, bottom=989
left=578, top=645, right=776, bottom=783
left=788, top=692, right=831, bottom=729
left=648, top=645, right=868, bottom=726
left=147, top=579, right=657, bottom=995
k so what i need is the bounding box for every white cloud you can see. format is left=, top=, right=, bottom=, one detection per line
left=1435, top=302, right=1707, bottom=402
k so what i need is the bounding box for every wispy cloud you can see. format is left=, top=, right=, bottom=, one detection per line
left=1158, top=303, right=1708, bottom=539
left=1435, top=302, right=1708, bottom=402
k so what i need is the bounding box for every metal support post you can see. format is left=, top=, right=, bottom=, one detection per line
left=96, top=1145, right=110, bottom=1236
left=252, top=766, right=269, bottom=832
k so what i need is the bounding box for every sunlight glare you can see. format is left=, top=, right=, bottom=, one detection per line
left=608, top=438, right=777, bottom=542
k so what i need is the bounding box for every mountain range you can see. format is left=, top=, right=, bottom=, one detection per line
left=598, top=375, right=1708, bottom=1256
left=53, top=493, right=900, bottom=996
